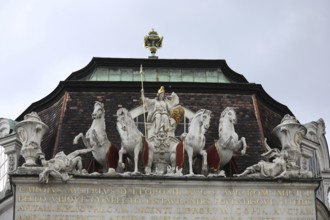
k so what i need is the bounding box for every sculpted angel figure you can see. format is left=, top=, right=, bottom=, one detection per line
left=141, top=86, right=183, bottom=137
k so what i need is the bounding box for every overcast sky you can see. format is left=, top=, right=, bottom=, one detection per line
left=0, top=1, right=329, bottom=142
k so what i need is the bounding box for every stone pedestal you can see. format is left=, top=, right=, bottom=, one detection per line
left=12, top=176, right=319, bottom=220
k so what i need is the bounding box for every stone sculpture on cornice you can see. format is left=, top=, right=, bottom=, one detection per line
left=15, top=112, right=49, bottom=167
left=235, top=114, right=312, bottom=178
left=141, top=86, right=184, bottom=139
left=38, top=148, right=93, bottom=183
left=73, top=101, right=114, bottom=173
left=139, top=86, right=184, bottom=174
left=116, top=108, right=152, bottom=174
left=234, top=138, right=287, bottom=178
left=207, top=107, right=248, bottom=176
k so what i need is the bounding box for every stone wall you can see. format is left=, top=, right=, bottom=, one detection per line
left=12, top=176, right=319, bottom=220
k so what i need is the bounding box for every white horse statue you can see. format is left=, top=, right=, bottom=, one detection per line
left=207, top=107, right=248, bottom=173
left=116, top=108, right=150, bottom=174
left=183, top=109, right=211, bottom=175
left=73, top=101, right=112, bottom=172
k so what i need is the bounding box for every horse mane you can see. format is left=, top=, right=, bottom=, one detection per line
left=219, top=107, right=236, bottom=136
left=189, top=109, right=210, bottom=131
left=94, top=101, right=105, bottom=112
left=220, top=107, right=234, bottom=119
left=116, top=107, right=131, bottom=118
left=117, top=108, right=141, bottom=134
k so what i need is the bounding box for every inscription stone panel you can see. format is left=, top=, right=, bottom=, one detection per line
left=12, top=176, right=318, bottom=220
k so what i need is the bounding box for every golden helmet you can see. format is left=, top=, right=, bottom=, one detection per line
left=157, top=86, right=165, bottom=94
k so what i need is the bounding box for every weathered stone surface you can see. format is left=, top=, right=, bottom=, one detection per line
left=15, top=112, right=49, bottom=167
left=12, top=176, right=318, bottom=220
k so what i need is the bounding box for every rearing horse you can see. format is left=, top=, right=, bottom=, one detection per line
left=207, top=107, right=248, bottom=172
left=73, top=101, right=112, bottom=172
left=184, top=109, right=211, bottom=175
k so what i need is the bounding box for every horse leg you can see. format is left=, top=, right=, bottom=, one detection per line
left=118, top=147, right=126, bottom=172
left=73, top=133, right=93, bottom=149
left=133, top=144, right=140, bottom=173
left=145, top=144, right=154, bottom=175
left=240, top=137, right=247, bottom=155
left=186, top=147, right=194, bottom=175
left=200, top=149, right=208, bottom=176
left=169, top=151, right=176, bottom=174
left=73, top=133, right=83, bottom=145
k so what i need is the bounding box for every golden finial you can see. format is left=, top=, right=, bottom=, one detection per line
left=144, top=29, right=163, bottom=59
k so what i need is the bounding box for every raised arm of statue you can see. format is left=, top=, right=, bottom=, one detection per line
left=141, top=89, right=156, bottom=112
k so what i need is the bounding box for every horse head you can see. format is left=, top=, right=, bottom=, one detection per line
left=191, top=109, right=211, bottom=133
left=220, top=107, right=237, bottom=125
left=116, top=107, right=130, bottom=118
left=116, top=108, right=134, bottom=132
left=92, top=101, right=105, bottom=119
left=201, top=109, right=212, bottom=131
left=166, top=92, right=179, bottom=108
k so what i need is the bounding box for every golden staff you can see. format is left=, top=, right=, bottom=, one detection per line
left=140, top=64, right=147, bottom=137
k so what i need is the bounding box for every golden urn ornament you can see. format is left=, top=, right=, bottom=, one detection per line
left=144, top=29, right=163, bottom=59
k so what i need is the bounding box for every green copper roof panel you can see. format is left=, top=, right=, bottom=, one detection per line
left=88, top=67, right=233, bottom=83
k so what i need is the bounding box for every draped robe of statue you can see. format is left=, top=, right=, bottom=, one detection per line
left=141, top=86, right=180, bottom=138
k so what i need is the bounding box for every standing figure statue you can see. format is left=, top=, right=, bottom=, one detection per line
left=141, top=86, right=182, bottom=137
left=140, top=86, right=184, bottom=174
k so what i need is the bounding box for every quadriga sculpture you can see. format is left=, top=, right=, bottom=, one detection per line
left=207, top=107, right=247, bottom=174
left=182, top=109, right=211, bottom=175
left=73, top=101, right=113, bottom=172
left=116, top=108, right=150, bottom=174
